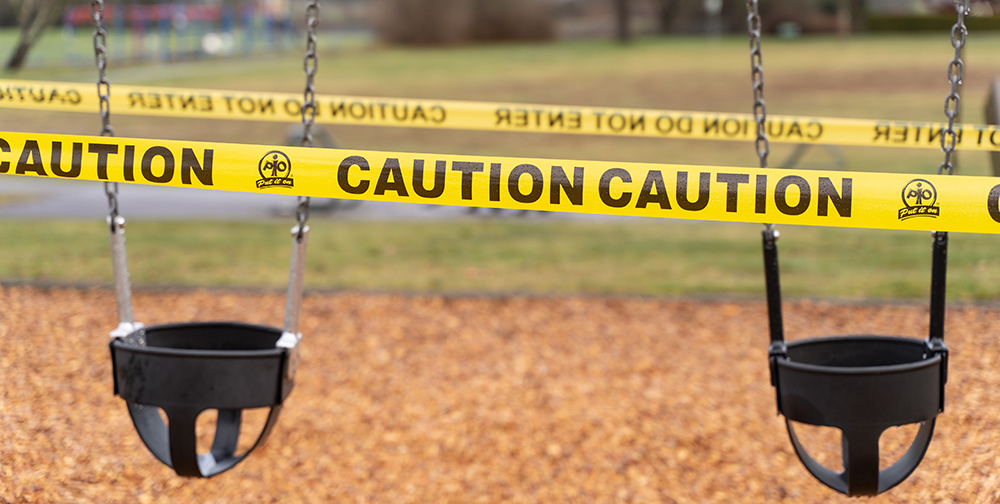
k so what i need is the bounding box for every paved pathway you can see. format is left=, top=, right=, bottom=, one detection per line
left=0, top=177, right=623, bottom=221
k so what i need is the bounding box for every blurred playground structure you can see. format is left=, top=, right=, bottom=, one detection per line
left=6, top=0, right=1000, bottom=69
left=53, top=0, right=368, bottom=66
left=0, top=0, right=1000, bottom=69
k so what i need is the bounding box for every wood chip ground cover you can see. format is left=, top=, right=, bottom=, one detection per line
left=3, top=285, right=1000, bottom=503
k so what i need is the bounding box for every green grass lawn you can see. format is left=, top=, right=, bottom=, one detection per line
left=3, top=218, right=1000, bottom=301
left=4, top=31, right=1000, bottom=299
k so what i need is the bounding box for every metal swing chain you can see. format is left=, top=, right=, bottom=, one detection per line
left=940, top=0, right=969, bottom=176
left=301, top=0, right=319, bottom=150
left=92, top=0, right=113, bottom=138
left=293, top=0, right=319, bottom=243
left=278, top=1, right=319, bottom=370
left=93, top=0, right=119, bottom=229
left=92, top=0, right=138, bottom=335
left=93, top=0, right=118, bottom=223
left=925, top=1, right=967, bottom=377
left=747, top=0, right=769, bottom=171
left=747, top=0, right=777, bottom=235
left=748, top=0, right=785, bottom=378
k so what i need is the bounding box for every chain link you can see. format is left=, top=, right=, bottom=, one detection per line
left=104, top=179, right=119, bottom=223
left=301, top=1, right=319, bottom=149
left=91, top=0, right=113, bottom=138
left=294, top=0, right=319, bottom=240
left=747, top=0, right=769, bottom=170
left=747, top=0, right=773, bottom=233
left=295, top=195, right=309, bottom=235
left=939, top=0, right=969, bottom=175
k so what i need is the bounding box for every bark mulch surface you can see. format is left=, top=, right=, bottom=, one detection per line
left=3, top=285, right=1000, bottom=503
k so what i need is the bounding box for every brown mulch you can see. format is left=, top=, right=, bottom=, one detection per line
left=3, top=285, right=1000, bottom=503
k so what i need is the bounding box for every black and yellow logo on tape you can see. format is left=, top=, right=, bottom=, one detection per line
left=899, top=179, right=940, bottom=220
left=4, top=130, right=1000, bottom=234
left=5, top=79, right=1000, bottom=152
left=257, top=150, right=293, bottom=189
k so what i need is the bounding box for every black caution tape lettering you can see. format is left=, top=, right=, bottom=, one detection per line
left=9, top=79, right=1000, bottom=152
left=0, top=85, right=82, bottom=106
left=0, top=136, right=213, bottom=186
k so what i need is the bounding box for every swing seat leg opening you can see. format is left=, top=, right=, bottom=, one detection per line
left=774, top=335, right=946, bottom=496
left=110, top=322, right=295, bottom=478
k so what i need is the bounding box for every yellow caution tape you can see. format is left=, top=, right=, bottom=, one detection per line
left=3, top=130, right=1000, bottom=233
left=3, top=79, right=1000, bottom=152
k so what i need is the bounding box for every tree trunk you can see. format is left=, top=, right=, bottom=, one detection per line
left=6, top=41, right=32, bottom=70
left=6, top=0, right=60, bottom=71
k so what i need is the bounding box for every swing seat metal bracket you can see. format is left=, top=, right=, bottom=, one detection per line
left=276, top=331, right=303, bottom=381
left=924, top=337, right=949, bottom=411
left=767, top=340, right=787, bottom=387
left=109, top=321, right=144, bottom=340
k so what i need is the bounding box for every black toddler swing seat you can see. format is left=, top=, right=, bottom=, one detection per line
left=84, top=0, right=320, bottom=479
left=763, top=229, right=948, bottom=496
left=742, top=0, right=967, bottom=495
left=110, top=322, right=296, bottom=477
left=104, top=202, right=309, bottom=478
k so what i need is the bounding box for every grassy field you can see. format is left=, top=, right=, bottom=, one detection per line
left=4, top=219, right=1000, bottom=301
left=4, top=31, right=1000, bottom=299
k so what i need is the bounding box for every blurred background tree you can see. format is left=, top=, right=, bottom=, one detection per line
left=6, top=0, right=71, bottom=70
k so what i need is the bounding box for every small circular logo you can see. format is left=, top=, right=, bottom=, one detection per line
left=901, top=179, right=936, bottom=209
left=898, top=178, right=940, bottom=220
left=256, top=150, right=294, bottom=189
left=259, top=150, right=291, bottom=179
